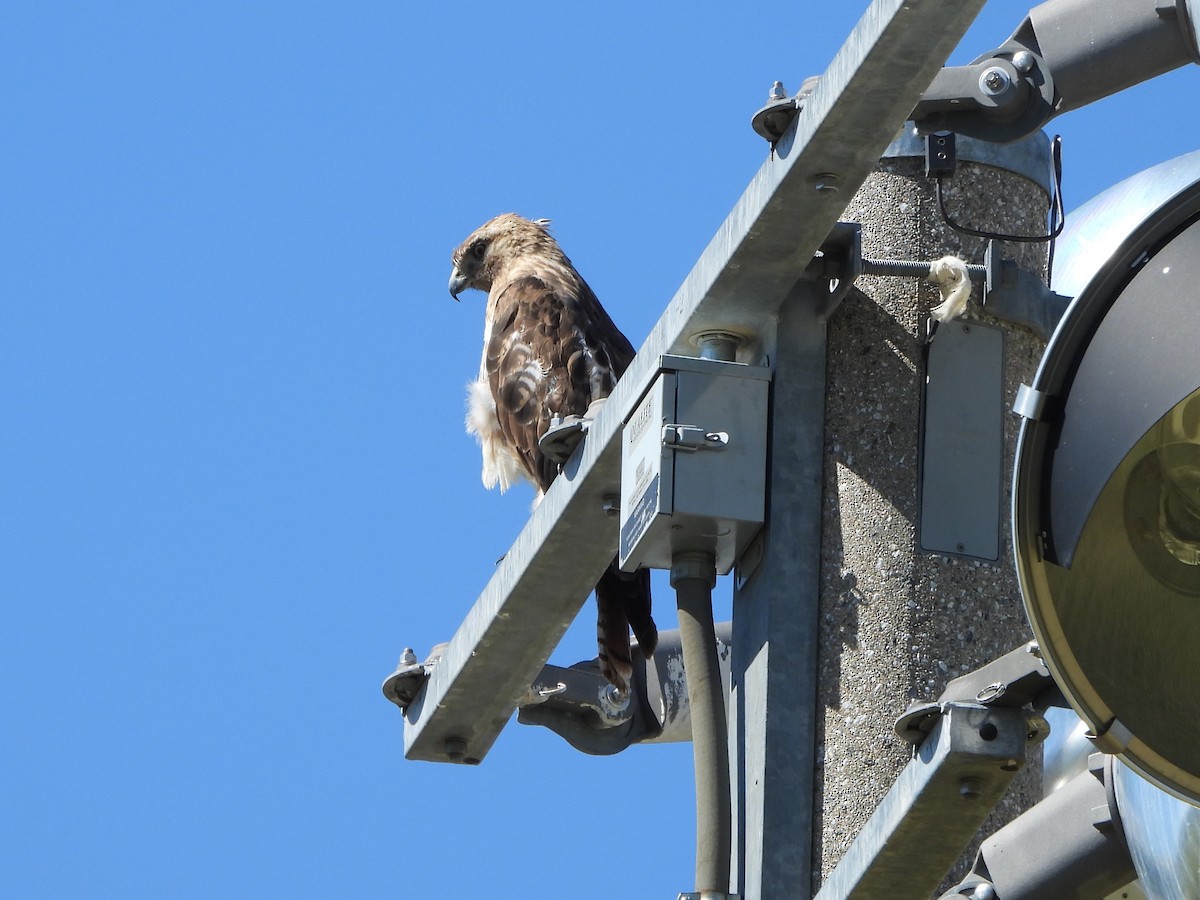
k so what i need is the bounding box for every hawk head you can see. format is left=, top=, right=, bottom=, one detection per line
left=448, top=214, right=554, bottom=300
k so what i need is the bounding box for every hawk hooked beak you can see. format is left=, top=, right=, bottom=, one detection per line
left=448, top=266, right=468, bottom=301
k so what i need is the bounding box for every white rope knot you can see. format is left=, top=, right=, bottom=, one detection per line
left=928, top=256, right=971, bottom=323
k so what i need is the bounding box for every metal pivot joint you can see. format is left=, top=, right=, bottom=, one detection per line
left=911, top=0, right=1200, bottom=142
left=516, top=656, right=663, bottom=756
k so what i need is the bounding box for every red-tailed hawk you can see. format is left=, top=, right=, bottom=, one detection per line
left=449, top=213, right=657, bottom=694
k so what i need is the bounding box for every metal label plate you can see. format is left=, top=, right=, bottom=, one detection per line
left=619, top=374, right=671, bottom=568
left=919, top=321, right=1004, bottom=560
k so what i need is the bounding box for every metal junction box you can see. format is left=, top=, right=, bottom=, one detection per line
left=619, top=355, right=771, bottom=575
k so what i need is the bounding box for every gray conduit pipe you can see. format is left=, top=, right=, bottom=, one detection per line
left=671, top=550, right=730, bottom=897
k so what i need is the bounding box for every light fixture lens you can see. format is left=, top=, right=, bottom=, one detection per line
left=1124, top=389, right=1200, bottom=594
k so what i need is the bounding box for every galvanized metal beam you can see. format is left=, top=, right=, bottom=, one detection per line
left=729, top=285, right=827, bottom=900
left=813, top=703, right=1030, bottom=900
left=402, top=0, right=988, bottom=766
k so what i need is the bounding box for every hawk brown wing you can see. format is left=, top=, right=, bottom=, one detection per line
left=486, top=273, right=633, bottom=492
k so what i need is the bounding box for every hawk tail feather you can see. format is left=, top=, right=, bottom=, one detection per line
left=621, top=566, right=658, bottom=659
left=596, top=562, right=657, bottom=694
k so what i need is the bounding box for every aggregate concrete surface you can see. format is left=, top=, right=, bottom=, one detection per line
left=813, top=148, right=1051, bottom=892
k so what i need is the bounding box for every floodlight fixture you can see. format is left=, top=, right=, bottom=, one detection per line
left=1013, top=150, right=1200, bottom=805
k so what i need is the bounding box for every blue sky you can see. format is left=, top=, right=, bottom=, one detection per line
left=3, top=3, right=1198, bottom=898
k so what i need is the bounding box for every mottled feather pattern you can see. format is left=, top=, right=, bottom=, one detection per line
left=450, top=214, right=656, bottom=692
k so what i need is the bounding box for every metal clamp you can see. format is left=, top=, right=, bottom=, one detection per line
left=895, top=640, right=1057, bottom=746
left=382, top=644, right=446, bottom=711
left=981, top=241, right=1071, bottom=340
left=804, top=222, right=863, bottom=321
left=539, top=415, right=590, bottom=464
left=1012, top=383, right=1050, bottom=421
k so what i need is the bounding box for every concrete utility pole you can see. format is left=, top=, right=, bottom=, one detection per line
left=811, top=131, right=1052, bottom=890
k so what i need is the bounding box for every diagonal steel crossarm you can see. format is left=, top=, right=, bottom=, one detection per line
left=402, top=0, right=987, bottom=765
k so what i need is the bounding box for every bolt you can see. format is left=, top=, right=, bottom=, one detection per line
left=960, top=776, right=983, bottom=799
left=980, top=67, right=1011, bottom=96
left=445, top=737, right=468, bottom=762
left=604, top=683, right=631, bottom=711
left=1011, top=50, right=1035, bottom=74
left=694, top=330, right=742, bottom=361
left=602, top=494, right=620, bottom=518
left=768, top=80, right=787, bottom=102
left=971, top=884, right=998, bottom=900
left=813, top=173, right=841, bottom=193
left=399, top=647, right=418, bottom=667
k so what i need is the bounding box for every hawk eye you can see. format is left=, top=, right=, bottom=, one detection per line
left=471, top=241, right=486, bottom=260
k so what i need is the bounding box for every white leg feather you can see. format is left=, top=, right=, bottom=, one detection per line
left=465, top=377, right=525, bottom=493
